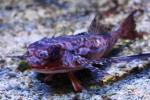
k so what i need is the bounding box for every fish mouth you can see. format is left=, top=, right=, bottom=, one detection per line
left=26, top=56, right=47, bottom=67
left=32, top=67, right=83, bottom=74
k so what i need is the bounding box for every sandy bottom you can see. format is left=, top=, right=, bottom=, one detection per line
left=0, top=0, right=150, bottom=99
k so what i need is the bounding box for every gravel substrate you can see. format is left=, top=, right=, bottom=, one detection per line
left=0, top=0, right=150, bottom=100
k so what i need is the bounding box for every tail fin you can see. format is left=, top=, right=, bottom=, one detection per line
left=118, top=10, right=144, bottom=40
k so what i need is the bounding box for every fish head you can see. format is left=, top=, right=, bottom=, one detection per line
left=17, top=43, right=63, bottom=72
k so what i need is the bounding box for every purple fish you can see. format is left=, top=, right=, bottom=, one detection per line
left=17, top=10, right=148, bottom=92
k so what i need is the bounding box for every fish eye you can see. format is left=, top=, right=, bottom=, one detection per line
left=39, top=51, right=49, bottom=59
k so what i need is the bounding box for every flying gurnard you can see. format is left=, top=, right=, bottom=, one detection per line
left=16, top=10, right=150, bottom=92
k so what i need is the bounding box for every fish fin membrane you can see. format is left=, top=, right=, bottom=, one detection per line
left=118, top=9, right=144, bottom=40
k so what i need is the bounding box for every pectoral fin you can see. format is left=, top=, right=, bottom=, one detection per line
left=68, top=72, right=82, bottom=92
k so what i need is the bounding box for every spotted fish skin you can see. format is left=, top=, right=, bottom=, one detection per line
left=26, top=32, right=113, bottom=69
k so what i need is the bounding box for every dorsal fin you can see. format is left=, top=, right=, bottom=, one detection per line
left=88, top=13, right=110, bottom=34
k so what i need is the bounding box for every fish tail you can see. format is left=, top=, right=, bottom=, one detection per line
left=118, top=9, right=144, bottom=40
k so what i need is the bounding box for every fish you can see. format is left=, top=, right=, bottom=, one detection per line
left=16, top=10, right=149, bottom=92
